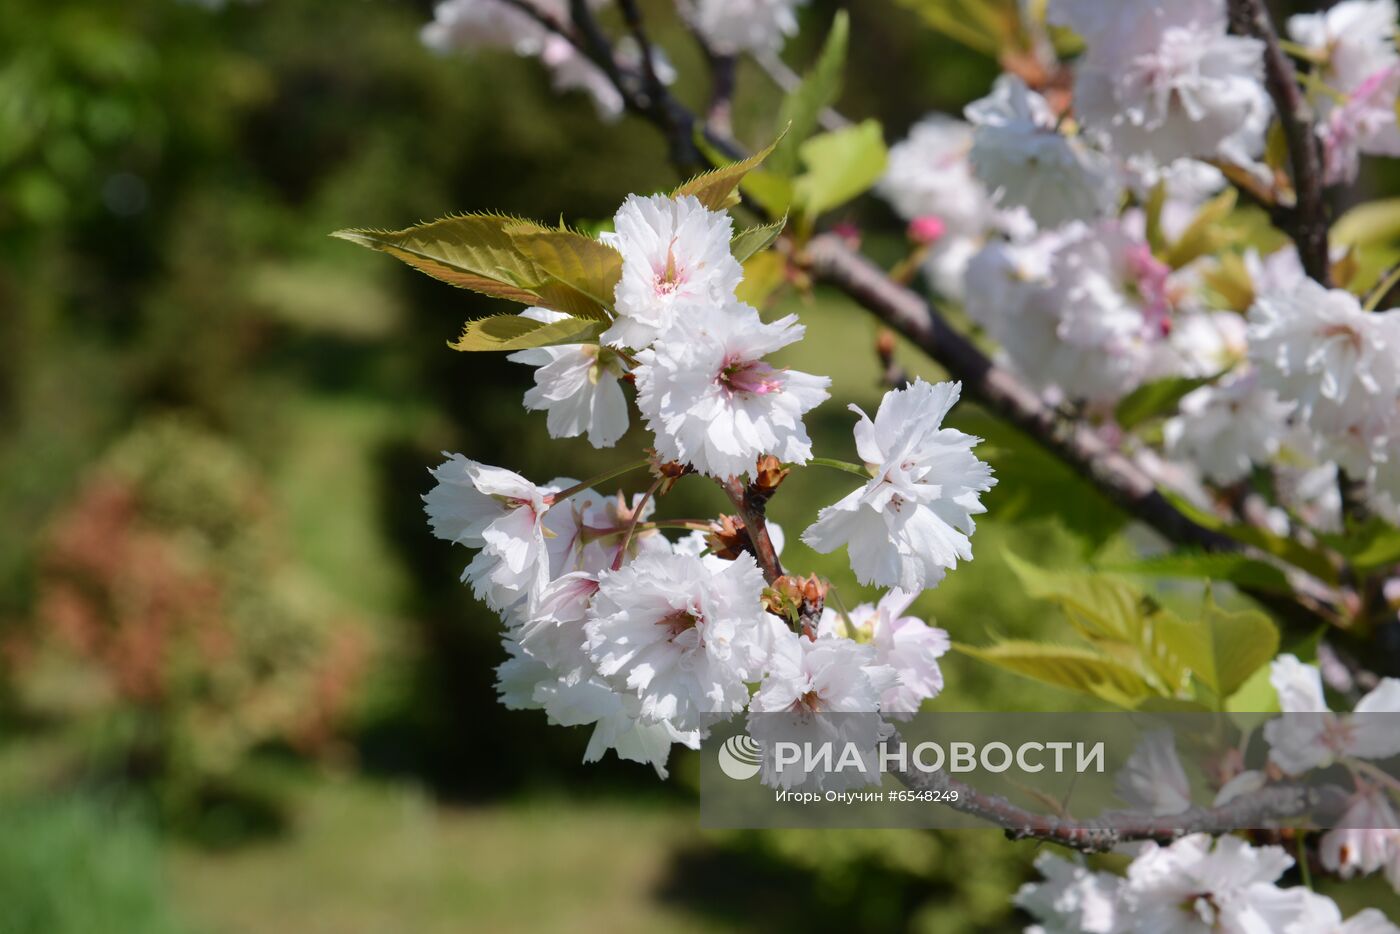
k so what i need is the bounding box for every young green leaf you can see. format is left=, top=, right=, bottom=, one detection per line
left=1114, top=374, right=1217, bottom=430
left=769, top=11, right=849, bottom=176
left=731, top=215, right=789, bottom=263
left=507, top=228, right=621, bottom=311
left=954, top=641, right=1154, bottom=708
left=1155, top=592, right=1279, bottom=703
left=332, top=214, right=549, bottom=300
left=794, top=120, right=888, bottom=220
left=1333, top=197, right=1400, bottom=247
left=673, top=131, right=787, bottom=211
left=1165, top=188, right=1238, bottom=269
left=449, top=314, right=604, bottom=352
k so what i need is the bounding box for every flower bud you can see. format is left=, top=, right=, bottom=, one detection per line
left=907, top=215, right=946, bottom=246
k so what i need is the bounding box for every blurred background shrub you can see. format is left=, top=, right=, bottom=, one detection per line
left=1, top=0, right=1390, bottom=931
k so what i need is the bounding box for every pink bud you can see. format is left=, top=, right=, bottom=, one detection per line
left=907, top=216, right=946, bottom=246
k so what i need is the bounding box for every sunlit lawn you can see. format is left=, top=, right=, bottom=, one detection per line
left=168, top=777, right=725, bottom=934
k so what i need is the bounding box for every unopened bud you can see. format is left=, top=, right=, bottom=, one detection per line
left=907, top=215, right=946, bottom=246
left=876, top=329, right=896, bottom=361
left=752, top=455, right=790, bottom=498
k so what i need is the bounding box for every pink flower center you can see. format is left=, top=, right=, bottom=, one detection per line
left=660, top=608, right=701, bottom=641
left=1125, top=242, right=1173, bottom=337
left=653, top=244, right=686, bottom=296
left=719, top=357, right=782, bottom=395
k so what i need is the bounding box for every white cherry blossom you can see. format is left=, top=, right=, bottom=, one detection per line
left=1264, top=654, right=1400, bottom=774
left=818, top=589, right=949, bottom=719
left=802, top=379, right=995, bottom=593
left=1164, top=371, right=1296, bottom=485
left=634, top=303, right=830, bottom=478
left=691, top=0, right=807, bottom=55
left=746, top=628, right=897, bottom=791
left=585, top=550, right=773, bottom=731
left=509, top=309, right=630, bottom=448
left=422, top=454, right=565, bottom=611
left=966, top=75, right=1121, bottom=228
left=1052, top=0, right=1272, bottom=166
left=604, top=193, right=742, bottom=349
left=1121, top=833, right=1294, bottom=934
left=1015, top=851, right=1126, bottom=934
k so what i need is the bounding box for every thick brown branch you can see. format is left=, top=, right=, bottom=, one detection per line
left=1227, top=0, right=1331, bottom=285
left=897, top=767, right=1350, bottom=853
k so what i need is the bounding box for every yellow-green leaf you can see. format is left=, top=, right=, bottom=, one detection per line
left=673, top=131, right=786, bottom=211
left=954, top=641, right=1154, bottom=708
left=1166, top=188, right=1238, bottom=269
left=508, top=228, right=621, bottom=311
left=449, top=314, right=604, bottom=352
left=794, top=120, right=888, bottom=220
left=332, top=214, right=549, bottom=299
left=1155, top=593, right=1278, bottom=703
left=735, top=251, right=788, bottom=306
left=1334, top=197, right=1400, bottom=247
left=731, top=214, right=788, bottom=263
left=770, top=11, right=849, bottom=176
left=1115, top=375, right=1217, bottom=430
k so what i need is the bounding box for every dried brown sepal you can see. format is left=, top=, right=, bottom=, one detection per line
left=751, top=455, right=791, bottom=500
left=706, top=515, right=751, bottom=561
left=647, top=449, right=692, bottom=495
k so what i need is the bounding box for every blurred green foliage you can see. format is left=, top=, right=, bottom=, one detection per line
left=6, top=0, right=1385, bottom=930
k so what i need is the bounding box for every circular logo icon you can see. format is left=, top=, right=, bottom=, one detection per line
left=718, top=734, right=762, bottom=781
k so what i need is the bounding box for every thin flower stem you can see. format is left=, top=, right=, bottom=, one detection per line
left=809, top=456, right=872, bottom=479
left=1351, top=758, right=1400, bottom=796
left=613, top=476, right=663, bottom=570
left=1364, top=261, right=1400, bottom=311
left=548, top=459, right=651, bottom=504
left=587, top=519, right=716, bottom=540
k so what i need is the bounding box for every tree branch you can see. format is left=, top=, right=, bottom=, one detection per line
left=720, top=477, right=785, bottom=584
left=895, top=766, right=1350, bottom=853
left=1227, top=0, right=1331, bottom=286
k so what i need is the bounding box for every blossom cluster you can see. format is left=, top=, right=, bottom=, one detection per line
left=1018, top=652, right=1400, bottom=930
left=877, top=0, right=1400, bottom=522
left=1018, top=834, right=1397, bottom=934
left=423, top=190, right=995, bottom=775
left=422, top=0, right=807, bottom=119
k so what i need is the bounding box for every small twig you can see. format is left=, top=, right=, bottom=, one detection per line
left=719, top=476, right=785, bottom=583
left=612, top=476, right=663, bottom=570
left=616, top=0, right=666, bottom=109
left=1226, top=0, right=1331, bottom=286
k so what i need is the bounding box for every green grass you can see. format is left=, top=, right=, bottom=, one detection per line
left=0, top=796, right=193, bottom=934
left=167, top=776, right=726, bottom=934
